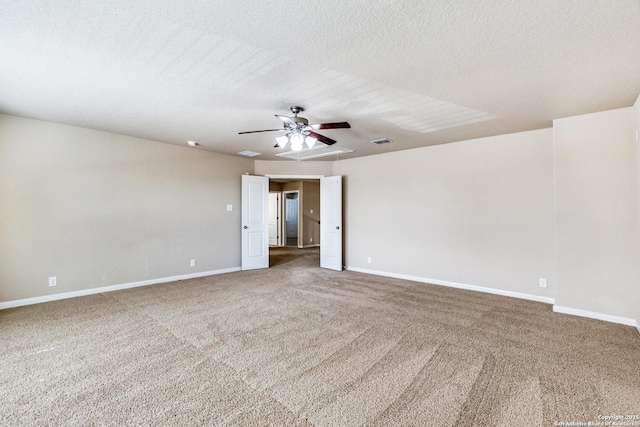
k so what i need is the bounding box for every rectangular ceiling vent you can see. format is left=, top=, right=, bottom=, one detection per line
left=237, top=150, right=262, bottom=157
left=370, top=138, right=393, bottom=145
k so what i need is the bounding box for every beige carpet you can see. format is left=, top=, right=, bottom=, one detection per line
left=2, top=247, right=639, bottom=426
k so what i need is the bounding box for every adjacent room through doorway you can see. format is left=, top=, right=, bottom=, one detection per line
left=268, top=179, right=320, bottom=250
left=284, top=191, right=299, bottom=246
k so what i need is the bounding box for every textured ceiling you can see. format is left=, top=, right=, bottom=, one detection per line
left=1, top=0, right=639, bottom=161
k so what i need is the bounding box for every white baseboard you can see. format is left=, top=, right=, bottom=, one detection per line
left=553, top=305, right=639, bottom=329
left=300, top=244, right=320, bottom=248
left=0, top=267, right=241, bottom=311
left=346, top=267, right=555, bottom=304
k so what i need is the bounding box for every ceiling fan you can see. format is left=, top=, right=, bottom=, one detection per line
left=238, top=106, right=350, bottom=151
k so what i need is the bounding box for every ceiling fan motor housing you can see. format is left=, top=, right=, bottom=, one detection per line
left=286, top=116, right=309, bottom=129
left=286, top=106, right=308, bottom=129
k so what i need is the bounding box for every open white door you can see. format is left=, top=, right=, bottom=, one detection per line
left=242, top=175, right=269, bottom=270
left=320, top=176, right=343, bottom=271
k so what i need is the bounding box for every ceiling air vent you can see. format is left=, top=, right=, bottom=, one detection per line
left=370, top=138, right=392, bottom=145
left=237, top=150, right=262, bottom=157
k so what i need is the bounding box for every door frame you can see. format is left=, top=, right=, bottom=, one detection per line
left=263, top=174, right=342, bottom=270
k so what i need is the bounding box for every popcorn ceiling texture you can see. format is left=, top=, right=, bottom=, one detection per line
left=1, top=0, right=639, bottom=160
left=2, top=247, right=639, bottom=426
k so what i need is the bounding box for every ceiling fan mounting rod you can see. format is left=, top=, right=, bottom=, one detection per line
left=289, top=106, right=303, bottom=116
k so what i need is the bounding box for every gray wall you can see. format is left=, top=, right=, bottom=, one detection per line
left=302, top=181, right=320, bottom=246
left=554, top=108, right=638, bottom=320
left=336, top=128, right=556, bottom=299
left=0, top=114, right=253, bottom=302
left=3, top=104, right=639, bottom=329
left=336, top=107, right=639, bottom=326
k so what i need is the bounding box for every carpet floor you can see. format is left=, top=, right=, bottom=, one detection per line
left=2, top=247, right=639, bottom=426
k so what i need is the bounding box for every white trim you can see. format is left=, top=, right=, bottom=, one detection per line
left=265, top=174, right=325, bottom=180
left=0, top=267, right=241, bottom=310
left=553, top=305, right=639, bottom=328
left=346, top=267, right=555, bottom=304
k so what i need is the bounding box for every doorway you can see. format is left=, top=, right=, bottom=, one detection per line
left=268, top=179, right=321, bottom=249
left=241, top=175, right=342, bottom=271
left=284, top=191, right=299, bottom=246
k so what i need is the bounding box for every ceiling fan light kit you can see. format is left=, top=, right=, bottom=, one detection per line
left=275, top=135, right=288, bottom=147
left=239, top=105, right=350, bottom=154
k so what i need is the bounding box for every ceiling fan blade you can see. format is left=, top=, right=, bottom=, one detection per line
left=308, top=122, right=351, bottom=130
left=238, top=129, right=285, bottom=134
left=307, top=131, right=337, bottom=145
left=275, top=115, right=297, bottom=127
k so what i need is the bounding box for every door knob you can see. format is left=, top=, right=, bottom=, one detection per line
left=243, top=225, right=248, bottom=229
left=336, top=226, right=340, bottom=230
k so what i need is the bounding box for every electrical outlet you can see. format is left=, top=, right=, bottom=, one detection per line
left=309, top=237, right=313, bottom=243
left=48, top=276, right=57, bottom=287
left=190, top=259, right=196, bottom=267
left=539, top=278, right=547, bottom=288
left=367, top=257, right=372, bottom=264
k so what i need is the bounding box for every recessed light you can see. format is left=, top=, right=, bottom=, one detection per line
left=187, top=140, right=197, bottom=147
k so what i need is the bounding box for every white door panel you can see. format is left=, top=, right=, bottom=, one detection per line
left=320, top=176, right=342, bottom=271
left=242, top=175, right=269, bottom=270
left=268, top=192, right=280, bottom=246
